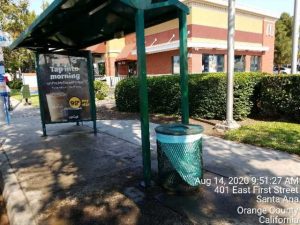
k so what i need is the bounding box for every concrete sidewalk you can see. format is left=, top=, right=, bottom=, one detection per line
left=1, top=107, right=300, bottom=225
left=97, top=120, right=300, bottom=179
left=0, top=109, right=192, bottom=225
left=97, top=120, right=300, bottom=224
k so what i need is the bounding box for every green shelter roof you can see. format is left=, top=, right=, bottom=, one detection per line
left=10, top=0, right=189, bottom=51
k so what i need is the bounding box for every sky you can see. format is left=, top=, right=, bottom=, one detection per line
left=28, top=0, right=295, bottom=17
left=238, top=0, right=294, bottom=17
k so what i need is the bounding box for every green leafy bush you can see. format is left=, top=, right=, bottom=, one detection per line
left=115, top=72, right=263, bottom=120
left=189, top=73, right=226, bottom=119
left=115, top=78, right=139, bottom=112
left=256, top=75, right=300, bottom=121
left=148, top=76, right=181, bottom=114
left=94, top=80, right=109, bottom=100
left=8, top=79, right=23, bottom=90
left=189, top=72, right=263, bottom=120
left=115, top=76, right=181, bottom=113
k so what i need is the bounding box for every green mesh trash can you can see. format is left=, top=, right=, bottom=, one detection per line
left=155, top=124, right=204, bottom=193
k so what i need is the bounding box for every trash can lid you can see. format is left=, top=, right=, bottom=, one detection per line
left=155, top=123, right=203, bottom=136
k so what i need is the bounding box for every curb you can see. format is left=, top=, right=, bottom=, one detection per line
left=0, top=141, right=37, bottom=225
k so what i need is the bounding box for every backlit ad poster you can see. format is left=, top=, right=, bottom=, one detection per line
left=38, top=53, right=92, bottom=123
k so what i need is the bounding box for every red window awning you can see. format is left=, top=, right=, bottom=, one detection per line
left=116, top=43, right=137, bottom=62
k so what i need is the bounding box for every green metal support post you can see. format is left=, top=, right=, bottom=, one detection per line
left=35, top=52, right=47, bottom=136
left=179, top=10, right=189, bottom=125
left=87, top=51, right=97, bottom=134
left=135, top=8, right=151, bottom=187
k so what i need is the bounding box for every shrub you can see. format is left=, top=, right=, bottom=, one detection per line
left=115, top=78, right=139, bottom=112
left=189, top=73, right=227, bottom=119
left=148, top=76, right=181, bottom=114
left=115, top=72, right=264, bottom=120
left=115, top=75, right=181, bottom=113
left=189, top=72, right=263, bottom=120
left=233, top=72, right=264, bottom=119
left=8, top=79, right=23, bottom=90
left=94, top=80, right=109, bottom=100
left=256, top=75, right=300, bottom=121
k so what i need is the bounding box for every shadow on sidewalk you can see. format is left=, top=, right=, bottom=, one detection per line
left=1, top=116, right=193, bottom=225
left=1, top=108, right=300, bottom=225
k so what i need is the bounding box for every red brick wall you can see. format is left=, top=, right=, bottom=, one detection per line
left=146, top=48, right=267, bottom=75
left=146, top=29, right=179, bottom=47
left=191, top=24, right=263, bottom=43
left=105, top=57, right=116, bottom=76
left=147, top=50, right=179, bottom=75
left=144, top=24, right=263, bottom=47
left=261, top=20, right=275, bottom=73
left=147, top=50, right=203, bottom=75
left=103, top=17, right=275, bottom=76
left=104, top=23, right=274, bottom=76
left=142, top=24, right=271, bottom=74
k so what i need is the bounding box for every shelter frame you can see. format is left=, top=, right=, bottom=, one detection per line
left=10, top=0, right=190, bottom=187
left=134, top=3, right=189, bottom=187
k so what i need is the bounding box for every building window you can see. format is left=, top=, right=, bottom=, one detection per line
left=202, top=54, right=224, bottom=72
left=266, top=24, right=274, bottom=37
left=250, top=56, right=261, bottom=72
left=93, top=56, right=105, bottom=77
left=234, top=55, right=245, bottom=72
left=128, top=61, right=137, bottom=77
left=172, top=56, right=180, bottom=74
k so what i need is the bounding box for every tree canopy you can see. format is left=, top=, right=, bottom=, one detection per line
left=41, top=0, right=50, bottom=11
left=0, top=0, right=36, bottom=75
left=274, top=12, right=293, bottom=68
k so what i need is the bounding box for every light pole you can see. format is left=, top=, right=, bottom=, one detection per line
left=222, top=0, right=240, bottom=129
left=292, top=0, right=300, bottom=74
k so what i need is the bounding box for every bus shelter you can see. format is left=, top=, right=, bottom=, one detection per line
left=10, top=0, right=190, bottom=187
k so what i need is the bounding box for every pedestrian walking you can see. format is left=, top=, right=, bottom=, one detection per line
left=21, top=84, right=30, bottom=105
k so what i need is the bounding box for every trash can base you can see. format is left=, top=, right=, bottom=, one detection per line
left=155, top=123, right=204, bottom=194
left=159, top=171, right=201, bottom=194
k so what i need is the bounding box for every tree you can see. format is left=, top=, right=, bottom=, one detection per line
left=41, top=0, right=50, bottom=11
left=0, top=0, right=36, bottom=76
left=274, top=13, right=293, bottom=70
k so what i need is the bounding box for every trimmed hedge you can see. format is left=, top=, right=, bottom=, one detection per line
left=115, top=76, right=181, bottom=114
left=256, top=75, right=300, bottom=121
left=190, top=73, right=263, bottom=120
left=115, top=72, right=263, bottom=120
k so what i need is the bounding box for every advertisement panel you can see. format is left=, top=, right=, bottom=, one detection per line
left=38, top=53, right=92, bottom=123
